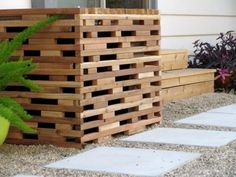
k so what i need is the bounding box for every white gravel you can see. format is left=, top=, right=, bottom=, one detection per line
left=1, top=93, right=236, bottom=177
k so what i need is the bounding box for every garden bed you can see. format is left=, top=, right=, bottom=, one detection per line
left=160, top=49, right=215, bottom=104
left=162, top=69, right=215, bottom=103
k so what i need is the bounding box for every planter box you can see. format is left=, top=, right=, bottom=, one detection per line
left=0, top=8, right=162, bottom=147
left=162, top=69, right=215, bottom=104
left=162, top=81, right=214, bottom=104
left=160, top=49, right=215, bottom=104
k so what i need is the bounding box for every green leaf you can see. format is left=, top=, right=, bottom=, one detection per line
left=0, top=15, right=60, bottom=133
left=0, top=96, right=32, bottom=120
left=18, top=77, right=41, bottom=92
left=0, top=103, right=36, bottom=134
left=0, top=60, right=37, bottom=91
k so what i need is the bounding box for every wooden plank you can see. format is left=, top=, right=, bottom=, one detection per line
left=162, top=69, right=216, bottom=88
left=162, top=81, right=214, bottom=104
left=41, top=50, right=62, bottom=57
left=22, top=14, right=48, bottom=20
left=81, top=56, right=160, bottom=69
left=31, top=69, right=80, bottom=75
left=160, top=49, right=188, bottom=71
left=81, top=97, right=160, bottom=119
left=99, top=122, right=120, bottom=131
left=21, top=44, right=77, bottom=50
left=124, top=95, right=143, bottom=103
left=80, top=14, right=160, bottom=20
left=80, top=25, right=159, bottom=32
left=81, top=86, right=161, bottom=106
left=81, top=117, right=161, bottom=143
left=22, top=104, right=80, bottom=112
left=41, top=111, right=64, bottom=118
left=80, top=76, right=161, bottom=94
left=0, top=92, right=80, bottom=100
left=138, top=72, right=155, bottom=79
left=80, top=34, right=160, bottom=44
left=81, top=106, right=161, bottom=130
left=29, top=39, right=56, bottom=44
left=80, top=66, right=160, bottom=81
left=81, top=46, right=160, bottom=56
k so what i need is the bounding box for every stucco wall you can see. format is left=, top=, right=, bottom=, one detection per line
left=158, top=0, right=236, bottom=53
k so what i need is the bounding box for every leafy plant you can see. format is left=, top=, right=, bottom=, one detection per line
left=189, top=31, right=236, bottom=92
left=0, top=15, right=59, bottom=133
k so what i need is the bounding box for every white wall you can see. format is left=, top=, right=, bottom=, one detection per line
left=0, top=0, right=31, bottom=9
left=158, top=0, right=236, bottom=53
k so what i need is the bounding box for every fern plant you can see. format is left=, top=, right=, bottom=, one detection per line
left=0, top=15, right=59, bottom=134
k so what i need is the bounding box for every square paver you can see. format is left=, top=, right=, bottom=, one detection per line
left=176, top=112, right=236, bottom=128
left=46, top=147, right=200, bottom=177
left=123, top=128, right=236, bottom=147
left=208, top=104, right=236, bottom=114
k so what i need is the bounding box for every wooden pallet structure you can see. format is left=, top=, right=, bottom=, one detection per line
left=160, top=50, right=215, bottom=104
left=0, top=8, right=162, bottom=147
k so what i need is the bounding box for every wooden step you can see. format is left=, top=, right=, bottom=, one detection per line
left=160, top=49, right=188, bottom=71
left=162, top=69, right=216, bottom=88
left=162, top=69, right=216, bottom=104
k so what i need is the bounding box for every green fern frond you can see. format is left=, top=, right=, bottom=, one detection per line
left=0, top=15, right=60, bottom=134
left=0, top=60, right=36, bottom=77
left=0, top=103, right=36, bottom=134
left=0, top=96, right=32, bottom=120
left=18, top=76, right=41, bottom=92
left=0, top=60, right=37, bottom=91
left=0, top=15, right=60, bottom=64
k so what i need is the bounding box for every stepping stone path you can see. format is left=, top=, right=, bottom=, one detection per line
left=36, top=104, right=236, bottom=177
left=46, top=147, right=200, bottom=177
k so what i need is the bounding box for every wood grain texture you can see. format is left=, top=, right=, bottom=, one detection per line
left=160, top=49, right=215, bottom=104
left=160, top=49, right=188, bottom=71
left=162, top=81, right=214, bottom=104
left=1, top=8, right=161, bottom=148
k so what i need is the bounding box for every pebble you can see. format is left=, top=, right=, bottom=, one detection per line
left=1, top=93, right=236, bottom=177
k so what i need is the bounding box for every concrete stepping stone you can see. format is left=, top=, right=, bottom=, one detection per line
left=208, top=104, right=236, bottom=114
left=46, top=147, right=200, bottom=177
left=123, top=128, right=236, bottom=147
left=176, top=112, right=236, bottom=128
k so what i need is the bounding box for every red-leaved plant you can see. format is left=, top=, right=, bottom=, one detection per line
left=189, top=31, right=236, bottom=92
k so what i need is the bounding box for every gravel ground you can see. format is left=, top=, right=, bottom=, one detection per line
left=1, top=93, right=236, bottom=177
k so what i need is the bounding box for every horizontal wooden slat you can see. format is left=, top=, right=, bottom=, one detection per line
left=160, top=49, right=188, bottom=71
left=1, top=8, right=161, bottom=147
left=81, top=55, right=160, bottom=69
left=162, top=81, right=214, bottom=104
left=162, top=69, right=215, bottom=88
